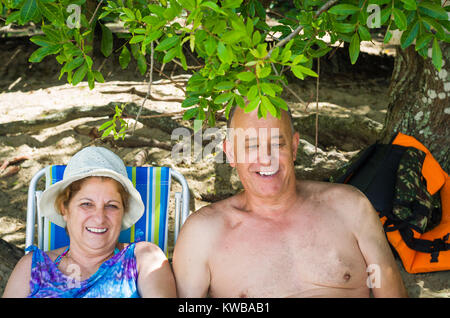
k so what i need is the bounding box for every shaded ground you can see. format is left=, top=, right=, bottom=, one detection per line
left=0, top=35, right=448, bottom=297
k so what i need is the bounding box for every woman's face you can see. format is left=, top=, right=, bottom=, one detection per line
left=61, top=177, right=125, bottom=252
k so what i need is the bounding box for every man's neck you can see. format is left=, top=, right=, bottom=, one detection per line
left=242, top=182, right=299, bottom=218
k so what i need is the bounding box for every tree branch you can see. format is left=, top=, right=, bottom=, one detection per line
left=265, top=0, right=339, bottom=59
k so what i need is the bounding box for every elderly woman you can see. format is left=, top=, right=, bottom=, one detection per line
left=3, top=146, right=176, bottom=298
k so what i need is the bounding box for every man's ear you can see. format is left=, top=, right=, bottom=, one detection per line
left=291, top=132, right=300, bottom=161
left=223, top=139, right=236, bottom=168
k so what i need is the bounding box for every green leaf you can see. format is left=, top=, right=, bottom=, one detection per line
left=101, top=24, right=113, bottom=57
left=392, top=8, right=407, bottom=31
left=30, top=35, right=56, bottom=47
left=72, top=63, right=88, bottom=86
left=146, top=29, right=163, bottom=43
left=99, top=120, right=113, bottom=131
left=214, top=81, right=235, bottom=90
left=260, top=95, right=276, bottom=118
left=204, top=36, right=217, bottom=56
left=291, top=64, right=318, bottom=78
left=137, top=54, right=147, bottom=75
left=237, top=71, right=255, bottom=82
left=222, top=0, right=243, bottom=9
left=383, top=30, right=393, bottom=44
left=182, top=96, right=200, bottom=108
left=418, top=2, right=448, bottom=20
left=334, top=22, right=356, bottom=34
left=268, top=96, right=288, bottom=111
left=93, top=70, right=105, bottom=83
left=420, top=16, right=445, bottom=38
left=217, top=42, right=233, bottom=64
left=200, top=1, right=227, bottom=15
left=214, top=92, right=234, bottom=104
left=155, top=36, right=179, bottom=51
left=292, top=54, right=308, bottom=65
left=87, top=71, right=95, bottom=90
left=358, top=25, right=371, bottom=42
left=119, top=46, right=131, bottom=69
left=260, top=82, right=275, bottom=97
left=328, top=4, right=360, bottom=15
left=247, top=85, right=259, bottom=100
left=183, top=107, right=199, bottom=120
left=163, top=47, right=178, bottom=63
left=129, top=34, right=145, bottom=44
left=101, top=125, right=115, bottom=139
left=257, top=65, right=271, bottom=79
left=122, top=8, right=135, bottom=20
left=222, top=30, right=244, bottom=44
left=252, top=30, right=261, bottom=45
left=37, top=1, right=64, bottom=26
left=401, top=0, right=417, bottom=10
left=28, top=44, right=61, bottom=63
left=400, top=20, right=419, bottom=49
left=244, top=97, right=260, bottom=113
left=349, top=33, right=360, bottom=64
left=415, top=33, right=433, bottom=51
left=291, top=65, right=304, bottom=80
left=178, top=0, right=196, bottom=11
left=20, top=0, right=37, bottom=24
left=41, top=25, right=62, bottom=42
left=432, top=37, right=442, bottom=71
left=59, top=56, right=83, bottom=79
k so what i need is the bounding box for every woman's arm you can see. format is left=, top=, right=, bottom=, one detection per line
left=135, top=242, right=177, bottom=298
left=2, top=253, right=32, bottom=298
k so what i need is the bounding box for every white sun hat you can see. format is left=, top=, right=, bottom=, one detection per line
left=39, top=146, right=145, bottom=230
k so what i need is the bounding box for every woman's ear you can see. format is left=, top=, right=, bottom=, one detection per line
left=59, top=203, right=68, bottom=222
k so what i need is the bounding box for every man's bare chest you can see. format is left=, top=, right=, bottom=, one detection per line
left=208, top=215, right=368, bottom=297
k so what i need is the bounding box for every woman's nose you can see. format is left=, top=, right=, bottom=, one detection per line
left=92, top=205, right=107, bottom=221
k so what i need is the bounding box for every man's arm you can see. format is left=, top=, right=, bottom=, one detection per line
left=172, top=208, right=215, bottom=297
left=350, top=190, right=408, bottom=297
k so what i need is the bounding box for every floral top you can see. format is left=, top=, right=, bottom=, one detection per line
left=26, top=243, right=139, bottom=298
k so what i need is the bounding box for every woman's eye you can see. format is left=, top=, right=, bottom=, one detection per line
left=80, top=202, right=93, bottom=208
left=106, top=204, right=119, bottom=209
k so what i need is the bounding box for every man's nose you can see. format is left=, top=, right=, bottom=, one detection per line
left=258, top=145, right=272, bottom=165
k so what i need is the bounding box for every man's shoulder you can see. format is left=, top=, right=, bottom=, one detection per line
left=299, top=180, right=372, bottom=219
left=182, top=195, right=238, bottom=235
left=299, top=180, right=364, bottom=201
left=191, top=194, right=239, bottom=220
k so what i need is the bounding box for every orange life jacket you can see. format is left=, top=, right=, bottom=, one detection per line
left=381, top=133, right=450, bottom=273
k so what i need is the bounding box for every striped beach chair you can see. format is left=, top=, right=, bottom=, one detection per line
left=25, top=165, right=190, bottom=256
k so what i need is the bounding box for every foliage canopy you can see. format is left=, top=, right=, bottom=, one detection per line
left=2, top=0, right=449, bottom=127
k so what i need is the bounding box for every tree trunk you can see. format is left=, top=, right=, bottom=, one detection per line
left=380, top=43, right=450, bottom=172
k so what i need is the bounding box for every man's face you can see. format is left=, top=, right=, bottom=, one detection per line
left=224, top=107, right=299, bottom=199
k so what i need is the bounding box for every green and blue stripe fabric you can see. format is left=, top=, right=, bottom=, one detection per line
left=42, top=165, right=171, bottom=255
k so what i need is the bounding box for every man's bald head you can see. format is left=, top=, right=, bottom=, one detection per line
left=226, top=105, right=295, bottom=137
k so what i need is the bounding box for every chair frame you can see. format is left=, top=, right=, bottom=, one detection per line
left=25, top=167, right=190, bottom=253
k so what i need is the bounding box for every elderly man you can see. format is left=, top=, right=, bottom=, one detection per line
left=172, top=106, right=407, bottom=298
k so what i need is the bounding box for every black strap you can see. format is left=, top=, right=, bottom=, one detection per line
left=399, top=228, right=450, bottom=263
